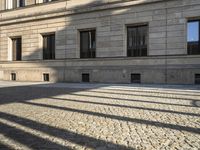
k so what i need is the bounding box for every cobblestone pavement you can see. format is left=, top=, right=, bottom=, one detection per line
left=0, top=81, right=200, bottom=150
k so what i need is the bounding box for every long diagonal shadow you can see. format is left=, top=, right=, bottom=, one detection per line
left=86, top=90, right=200, bottom=102
left=0, top=121, right=71, bottom=150
left=0, top=142, right=14, bottom=150
left=50, top=97, right=200, bottom=117
left=104, top=88, right=200, bottom=97
left=21, top=101, right=200, bottom=134
left=66, top=93, right=196, bottom=108
left=0, top=112, right=133, bottom=150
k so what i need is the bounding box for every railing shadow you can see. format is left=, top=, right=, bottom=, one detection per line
left=0, top=112, right=133, bottom=150
left=0, top=142, right=13, bottom=150
left=88, top=90, right=200, bottom=102
left=0, top=82, right=199, bottom=149
left=0, top=83, right=86, bottom=105
left=0, top=121, right=71, bottom=150
left=50, top=97, right=200, bottom=117
left=21, top=101, right=200, bottom=135
left=104, top=88, right=200, bottom=97
left=63, top=92, right=197, bottom=108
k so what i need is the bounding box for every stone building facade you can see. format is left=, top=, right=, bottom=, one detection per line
left=0, top=0, right=200, bottom=84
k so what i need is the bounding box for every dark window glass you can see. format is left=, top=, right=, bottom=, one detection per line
left=12, top=37, right=22, bottom=61
left=12, top=0, right=25, bottom=8
left=43, top=0, right=57, bottom=2
left=131, top=74, right=141, bottom=83
left=195, top=74, right=200, bottom=84
left=43, top=33, right=55, bottom=60
left=127, top=25, right=148, bottom=57
left=187, top=20, right=200, bottom=55
left=19, top=0, right=25, bottom=7
left=80, top=30, right=96, bottom=58
left=82, top=73, right=90, bottom=82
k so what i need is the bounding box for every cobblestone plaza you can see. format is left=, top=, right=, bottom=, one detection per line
left=0, top=81, right=199, bottom=149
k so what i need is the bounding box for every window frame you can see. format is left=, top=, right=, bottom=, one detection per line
left=11, top=37, right=22, bottom=61
left=187, top=19, right=200, bottom=55
left=4, top=0, right=59, bottom=10
left=5, top=0, right=25, bottom=10
left=126, top=24, right=148, bottom=57
left=80, top=29, right=96, bottom=59
left=42, top=33, right=56, bottom=60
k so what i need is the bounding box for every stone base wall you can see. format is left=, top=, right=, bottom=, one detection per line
left=1, top=56, right=200, bottom=84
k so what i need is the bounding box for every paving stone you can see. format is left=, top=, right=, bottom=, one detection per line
left=0, top=81, right=199, bottom=149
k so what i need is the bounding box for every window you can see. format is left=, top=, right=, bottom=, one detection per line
left=6, top=0, right=25, bottom=9
left=195, top=74, right=200, bottom=84
left=11, top=73, right=16, bottom=81
left=5, top=0, right=58, bottom=10
left=43, top=0, right=57, bottom=3
left=80, top=30, right=96, bottom=58
left=187, top=20, right=200, bottom=55
left=43, top=0, right=50, bottom=2
left=19, top=0, right=25, bottom=7
left=127, top=25, right=148, bottom=57
left=82, top=73, right=90, bottom=82
left=5, top=0, right=13, bottom=9
left=36, top=0, right=58, bottom=4
left=12, top=37, right=22, bottom=61
left=43, top=33, right=55, bottom=60
left=43, top=73, right=50, bottom=82
left=131, top=74, right=141, bottom=83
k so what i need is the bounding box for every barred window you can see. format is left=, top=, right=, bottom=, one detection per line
left=127, top=25, right=148, bottom=57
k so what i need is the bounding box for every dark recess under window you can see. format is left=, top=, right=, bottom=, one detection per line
left=43, top=33, right=55, bottom=60
left=131, top=74, right=141, bottom=83
left=127, top=25, right=148, bottom=57
left=43, top=73, right=50, bottom=82
left=195, top=74, right=200, bottom=84
left=12, top=37, right=22, bottom=61
left=82, top=73, right=90, bottom=82
left=187, top=20, right=200, bottom=55
left=80, top=30, right=96, bottom=58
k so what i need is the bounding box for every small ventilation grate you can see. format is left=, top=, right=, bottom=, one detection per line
left=131, top=73, right=141, bottom=83
left=11, top=73, right=16, bottom=81
left=43, top=73, right=50, bottom=82
left=82, top=73, right=90, bottom=82
left=195, top=74, right=200, bottom=84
